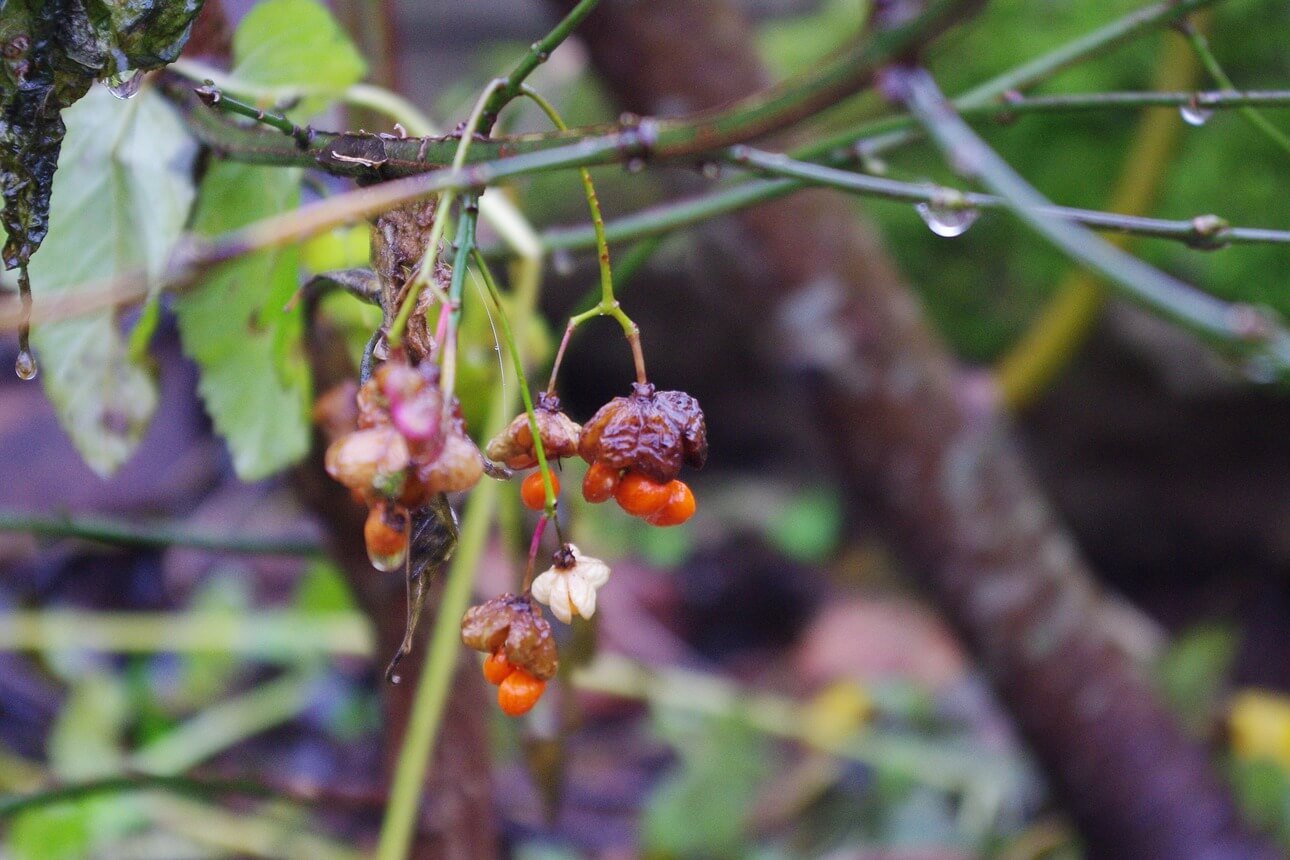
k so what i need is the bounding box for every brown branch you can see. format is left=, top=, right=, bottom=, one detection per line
left=553, top=0, right=1278, bottom=856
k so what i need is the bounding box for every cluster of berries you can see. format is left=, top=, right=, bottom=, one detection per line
left=487, top=383, right=707, bottom=526
left=321, top=356, right=485, bottom=571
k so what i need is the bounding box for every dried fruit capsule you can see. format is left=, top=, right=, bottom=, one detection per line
left=497, top=668, right=546, bottom=716
left=582, top=461, right=620, bottom=504
left=485, top=393, right=582, bottom=470
left=645, top=480, right=696, bottom=526
left=482, top=649, right=514, bottom=685
left=521, top=470, right=558, bottom=511
left=614, top=470, right=672, bottom=517
left=578, top=383, right=707, bottom=483
left=324, top=426, right=410, bottom=495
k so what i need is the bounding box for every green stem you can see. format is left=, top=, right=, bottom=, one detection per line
left=894, top=66, right=1290, bottom=377
left=192, top=82, right=312, bottom=147
left=0, top=610, right=372, bottom=658
left=0, top=774, right=284, bottom=818
left=1181, top=24, right=1290, bottom=156
left=724, top=146, right=1286, bottom=246
left=439, top=196, right=479, bottom=408
left=478, top=0, right=604, bottom=133
left=0, top=510, right=322, bottom=556
left=470, top=251, right=561, bottom=526
left=130, top=671, right=322, bottom=774
left=388, top=79, right=506, bottom=349
left=516, top=85, right=645, bottom=386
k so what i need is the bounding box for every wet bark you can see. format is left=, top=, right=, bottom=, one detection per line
left=550, top=0, right=1277, bottom=856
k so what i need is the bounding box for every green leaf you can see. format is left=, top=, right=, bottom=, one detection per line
left=294, top=559, right=358, bottom=614
left=769, top=487, right=843, bottom=563
left=643, top=709, right=769, bottom=857
left=28, top=85, right=197, bottom=475
left=176, top=161, right=311, bottom=480
left=232, top=0, right=366, bottom=95
left=1158, top=624, right=1239, bottom=733
left=0, top=0, right=201, bottom=266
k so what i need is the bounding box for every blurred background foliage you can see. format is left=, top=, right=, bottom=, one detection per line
left=4, top=0, right=1290, bottom=858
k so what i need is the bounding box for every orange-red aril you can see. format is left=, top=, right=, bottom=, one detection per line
left=646, top=480, right=696, bottom=526
left=521, top=470, right=558, bottom=511
left=614, top=470, right=671, bottom=516
left=582, top=461, right=620, bottom=503
left=482, top=650, right=514, bottom=685
left=497, top=668, right=546, bottom=716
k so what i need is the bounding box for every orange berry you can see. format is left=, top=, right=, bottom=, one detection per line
left=646, top=480, right=696, bottom=526
left=614, top=470, right=671, bottom=517
left=521, top=470, right=558, bottom=511
left=364, top=504, right=408, bottom=557
left=582, top=461, right=620, bottom=503
left=497, top=668, right=546, bottom=716
left=482, top=650, right=514, bottom=685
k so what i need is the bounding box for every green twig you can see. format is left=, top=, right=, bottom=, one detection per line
left=470, top=250, right=561, bottom=526
left=724, top=145, right=1288, bottom=247
left=516, top=85, right=645, bottom=387
left=0, top=774, right=283, bottom=818
left=192, top=82, right=312, bottom=148
left=0, top=510, right=322, bottom=557
left=893, top=66, right=1290, bottom=377
left=1180, top=23, right=1290, bottom=156
left=0, top=610, right=372, bottom=658
left=478, top=0, right=603, bottom=133
left=439, top=195, right=480, bottom=408
left=130, top=671, right=323, bottom=774
left=388, top=79, right=506, bottom=349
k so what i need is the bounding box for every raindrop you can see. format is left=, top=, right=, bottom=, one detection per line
left=107, top=69, right=145, bottom=100
left=14, top=348, right=36, bottom=380
left=1179, top=97, right=1213, bottom=127
left=915, top=200, right=980, bottom=238
left=700, top=161, right=722, bottom=180
left=552, top=248, right=576, bottom=277
left=368, top=545, right=408, bottom=572
left=624, top=157, right=646, bottom=174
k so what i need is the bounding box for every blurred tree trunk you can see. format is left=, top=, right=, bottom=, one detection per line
left=297, top=319, right=497, bottom=860
left=549, top=0, right=1277, bottom=856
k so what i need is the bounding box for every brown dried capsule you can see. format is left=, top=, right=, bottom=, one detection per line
left=485, top=392, right=582, bottom=470
left=414, top=423, right=484, bottom=496
left=312, top=380, right=359, bottom=444
left=324, top=425, right=410, bottom=496
left=578, top=383, right=707, bottom=483
left=461, top=593, right=559, bottom=680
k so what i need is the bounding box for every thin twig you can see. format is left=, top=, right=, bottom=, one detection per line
left=0, top=510, right=322, bottom=556
left=891, top=66, right=1290, bottom=377
left=725, top=145, right=1288, bottom=247
left=478, top=0, right=603, bottom=133
left=1179, top=22, right=1290, bottom=156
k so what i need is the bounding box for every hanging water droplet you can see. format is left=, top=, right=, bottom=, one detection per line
left=14, top=348, right=37, bottom=380
left=700, top=161, right=722, bottom=180
left=552, top=248, right=576, bottom=277
left=1179, top=97, right=1213, bottom=127
left=106, top=69, right=145, bottom=100
left=915, top=200, right=980, bottom=238
left=368, top=544, right=408, bottom=572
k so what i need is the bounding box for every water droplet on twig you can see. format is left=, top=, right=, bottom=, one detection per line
left=107, top=69, right=145, bottom=100
left=1179, top=96, right=1213, bottom=127
left=915, top=200, right=980, bottom=238
left=14, top=348, right=36, bottom=380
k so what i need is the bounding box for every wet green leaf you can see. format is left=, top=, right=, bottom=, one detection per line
left=176, top=161, right=311, bottom=480
left=0, top=0, right=202, bottom=267
left=28, top=85, right=197, bottom=475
